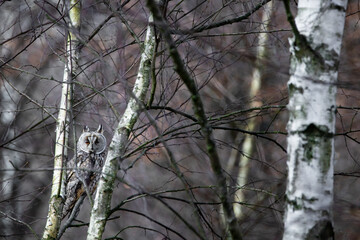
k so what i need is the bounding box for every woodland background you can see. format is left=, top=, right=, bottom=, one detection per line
left=0, top=0, right=359, bottom=239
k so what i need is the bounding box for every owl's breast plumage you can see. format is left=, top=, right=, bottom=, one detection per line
left=62, top=151, right=106, bottom=219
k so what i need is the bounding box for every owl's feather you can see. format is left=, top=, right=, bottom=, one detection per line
left=62, top=126, right=106, bottom=219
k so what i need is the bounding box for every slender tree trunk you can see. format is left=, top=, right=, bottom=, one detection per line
left=42, top=1, right=80, bottom=239
left=283, top=0, right=348, bottom=239
left=232, top=1, right=273, bottom=220
left=86, top=11, right=156, bottom=240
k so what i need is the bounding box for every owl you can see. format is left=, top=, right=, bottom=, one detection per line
left=62, top=125, right=107, bottom=219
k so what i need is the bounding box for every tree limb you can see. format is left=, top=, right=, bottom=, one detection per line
left=146, top=1, right=243, bottom=239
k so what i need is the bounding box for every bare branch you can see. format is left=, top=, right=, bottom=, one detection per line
left=146, top=1, right=243, bottom=239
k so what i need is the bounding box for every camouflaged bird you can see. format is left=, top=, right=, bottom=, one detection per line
left=62, top=125, right=106, bottom=219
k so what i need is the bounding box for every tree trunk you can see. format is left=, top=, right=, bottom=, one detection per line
left=86, top=11, right=156, bottom=240
left=283, top=0, right=348, bottom=239
left=42, top=0, right=80, bottom=239
left=233, top=1, right=273, bottom=220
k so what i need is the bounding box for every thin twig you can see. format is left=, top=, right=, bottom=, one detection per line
left=0, top=210, right=40, bottom=240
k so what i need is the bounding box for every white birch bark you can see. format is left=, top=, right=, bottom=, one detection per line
left=42, top=1, right=80, bottom=239
left=283, top=0, right=348, bottom=239
left=86, top=13, right=155, bottom=240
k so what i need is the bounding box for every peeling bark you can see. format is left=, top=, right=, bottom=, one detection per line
left=283, top=0, right=348, bottom=239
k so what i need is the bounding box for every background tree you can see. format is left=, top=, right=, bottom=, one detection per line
left=0, top=1, right=360, bottom=239
left=227, top=1, right=274, bottom=220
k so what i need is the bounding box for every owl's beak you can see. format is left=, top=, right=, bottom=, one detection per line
left=88, top=134, right=96, bottom=153
left=87, top=142, right=94, bottom=153
left=89, top=145, right=94, bottom=153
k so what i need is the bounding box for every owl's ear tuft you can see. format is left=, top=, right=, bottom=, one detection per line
left=83, top=126, right=90, bottom=132
left=97, top=124, right=103, bottom=133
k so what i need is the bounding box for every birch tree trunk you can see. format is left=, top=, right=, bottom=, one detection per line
left=86, top=12, right=155, bottom=240
left=42, top=1, right=80, bottom=239
left=233, top=1, right=273, bottom=219
left=283, top=0, right=348, bottom=239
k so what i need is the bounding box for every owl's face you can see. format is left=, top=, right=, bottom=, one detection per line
left=78, top=125, right=106, bottom=154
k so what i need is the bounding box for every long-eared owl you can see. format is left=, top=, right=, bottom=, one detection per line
left=62, top=125, right=106, bottom=218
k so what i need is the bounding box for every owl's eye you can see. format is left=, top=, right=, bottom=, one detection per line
left=94, top=138, right=99, bottom=144
left=85, top=139, right=90, bottom=145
